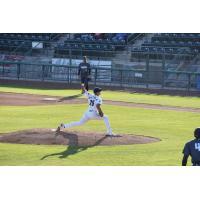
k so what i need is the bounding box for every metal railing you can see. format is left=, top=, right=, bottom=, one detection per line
left=0, top=60, right=200, bottom=91
left=127, top=33, right=145, bottom=45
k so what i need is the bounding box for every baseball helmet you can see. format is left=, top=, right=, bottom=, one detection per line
left=93, top=87, right=102, bottom=94
left=194, top=128, right=200, bottom=139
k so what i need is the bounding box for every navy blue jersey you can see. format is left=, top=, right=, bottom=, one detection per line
left=78, top=62, right=91, bottom=77
left=183, top=138, right=200, bottom=164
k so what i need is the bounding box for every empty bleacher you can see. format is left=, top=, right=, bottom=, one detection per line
left=131, top=33, right=200, bottom=60
left=0, top=33, right=62, bottom=54
left=148, top=33, right=200, bottom=47
left=54, top=33, right=129, bottom=58
left=0, top=33, right=61, bottom=41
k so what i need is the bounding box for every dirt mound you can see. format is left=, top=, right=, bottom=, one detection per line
left=0, top=129, right=160, bottom=147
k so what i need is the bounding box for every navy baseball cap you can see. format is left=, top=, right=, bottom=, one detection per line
left=194, top=128, right=200, bottom=139
left=93, top=87, right=102, bottom=94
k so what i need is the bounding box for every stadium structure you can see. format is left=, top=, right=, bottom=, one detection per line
left=0, top=33, right=200, bottom=91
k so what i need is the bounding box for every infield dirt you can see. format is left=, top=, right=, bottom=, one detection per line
left=0, top=92, right=200, bottom=113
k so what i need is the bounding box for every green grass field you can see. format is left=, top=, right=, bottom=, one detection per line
left=0, top=83, right=199, bottom=165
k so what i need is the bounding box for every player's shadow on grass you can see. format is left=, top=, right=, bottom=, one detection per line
left=57, top=94, right=82, bottom=102
left=40, top=132, right=107, bottom=160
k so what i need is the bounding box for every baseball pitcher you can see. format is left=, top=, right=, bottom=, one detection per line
left=56, top=84, right=114, bottom=136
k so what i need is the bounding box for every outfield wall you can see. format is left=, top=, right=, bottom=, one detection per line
left=0, top=60, right=200, bottom=91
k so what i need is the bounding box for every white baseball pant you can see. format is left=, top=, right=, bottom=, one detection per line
left=63, top=111, right=112, bottom=135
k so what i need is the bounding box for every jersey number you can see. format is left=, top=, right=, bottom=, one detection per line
left=195, top=143, right=200, bottom=151
left=89, top=100, right=95, bottom=106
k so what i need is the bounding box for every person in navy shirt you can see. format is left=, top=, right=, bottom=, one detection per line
left=182, top=128, right=200, bottom=166
left=78, top=56, right=91, bottom=91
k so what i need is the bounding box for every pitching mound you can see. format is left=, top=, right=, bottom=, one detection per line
left=0, top=128, right=160, bottom=147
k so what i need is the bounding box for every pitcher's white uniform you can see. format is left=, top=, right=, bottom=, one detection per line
left=63, top=90, right=112, bottom=135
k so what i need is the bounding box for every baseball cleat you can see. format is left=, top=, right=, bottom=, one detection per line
left=60, top=123, right=65, bottom=129
left=105, top=133, right=115, bottom=137
left=56, top=126, right=60, bottom=132
left=105, top=133, right=121, bottom=137
left=55, top=126, right=61, bottom=137
left=55, top=123, right=65, bottom=136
